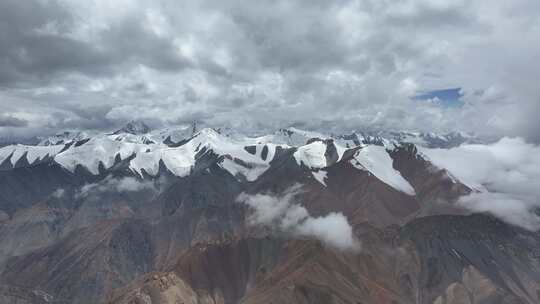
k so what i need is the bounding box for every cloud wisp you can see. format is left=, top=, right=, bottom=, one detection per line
left=422, top=137, right=540, bottom=230
left=74, top=176, right=158, bottom=200
left=237, top=185, right=360, bottom=251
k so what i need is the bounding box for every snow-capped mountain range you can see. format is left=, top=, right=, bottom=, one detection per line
left=0, top=121, right=476, bottom=195
left=32, top=121, right=479, bottom=148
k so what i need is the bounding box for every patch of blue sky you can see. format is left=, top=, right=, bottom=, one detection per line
left=413, top=87, right=464, bottom=107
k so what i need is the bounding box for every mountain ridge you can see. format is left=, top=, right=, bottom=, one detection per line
left=0, top=121, right=536, bottom=304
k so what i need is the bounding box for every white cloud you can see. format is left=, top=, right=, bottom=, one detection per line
left=51, top=188, right=65, bottom=198
left=75, top=176, right=157, bottom=199
left=237, top=185, right=360, bottom=251
left=459, top=192, right=540, bottom=231
left=422, top=137, right=540, bottom=230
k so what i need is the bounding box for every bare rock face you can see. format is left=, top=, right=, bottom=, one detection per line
left=400, top=214, right=540, bottom=304
left=0, top=203, right=69, bottom=267
left=107, top=214, right=540, bottom=304
left=107, top=272, right=204, bottom=304
left=109, top=236, right=412, bottom=304
left=389, top=143, right=470, bottom=203
left=0, top=285, right=55, bottom=304
left=1, top=219, right=155, bottom=304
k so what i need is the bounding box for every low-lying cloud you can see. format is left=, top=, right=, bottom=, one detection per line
left=75, top=176, right=157, bottom=199
left=237, top=185, right=360, bottom=251
left=422, top=137, right=540, bottom=230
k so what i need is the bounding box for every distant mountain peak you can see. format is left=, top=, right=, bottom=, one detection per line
left=113, top=120, right=151, bottom=135
left=37, top=130, right=89, bottom=146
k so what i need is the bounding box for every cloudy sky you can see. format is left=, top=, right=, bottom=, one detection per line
left=1, top=0, right=539, bottom=141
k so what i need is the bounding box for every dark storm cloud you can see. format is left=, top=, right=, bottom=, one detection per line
left=47, top=104, right=117, bottom=131
left=0, top=0, right=111, bottom=86
left=0, top=115, right=28, bottom=127
left=224, top=1, right=350, bottom=72
left=98, top=16, right=193, bottom=72
left=0, top=0, right=195, bottom=88
left=0, top=0, right=538, bottom=142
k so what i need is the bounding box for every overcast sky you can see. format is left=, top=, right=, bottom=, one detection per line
left=1, top=0, right=539, bottom=141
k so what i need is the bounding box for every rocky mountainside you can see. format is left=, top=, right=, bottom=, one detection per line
left=0, top=122, right=536, bottom=304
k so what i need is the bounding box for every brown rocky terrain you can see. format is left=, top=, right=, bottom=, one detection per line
left=107, top=214, right=540, bottom=304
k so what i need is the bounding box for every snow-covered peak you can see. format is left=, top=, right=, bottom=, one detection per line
left=294, top=141, right=328, bottom=169
left=155, top=125, right=195, bottom=143
left=285, top=127, right=327, bottom=140
left=39, top=126, right=285, bottom=181
left=32, top=124, right=480, bottom=152
left=109, top=124, right=195, bottom=145
left=38, top=131, right=90, bottom=146
left=193, top=127, right=222, bottom=139
left=54, top=135, right=140, bottom=175
left=293, top=139, right=346, bottom=170
left=383, top=130, right=477, bottom=148
left=113, top=120, right=152, bottom=135
left=0, top=144, right=64, bottom=167
left=350, top=145, right=416, bottom=195
left=292, top=140, right=417, bottom=195
left=335, top=132, right=392, bottom=148
left=271, top=127, right=330, bottom=146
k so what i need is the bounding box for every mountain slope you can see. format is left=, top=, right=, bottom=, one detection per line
left=105, top=215, right=540, bottom=304
left=0, top=123, right=533, bottom=304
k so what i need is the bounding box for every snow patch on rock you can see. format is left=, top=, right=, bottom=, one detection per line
left=293, top=141, right=328, bottom=169
left=312, top=170, right=328, bottom=187
left=350, top=145, right=415, bottom=195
